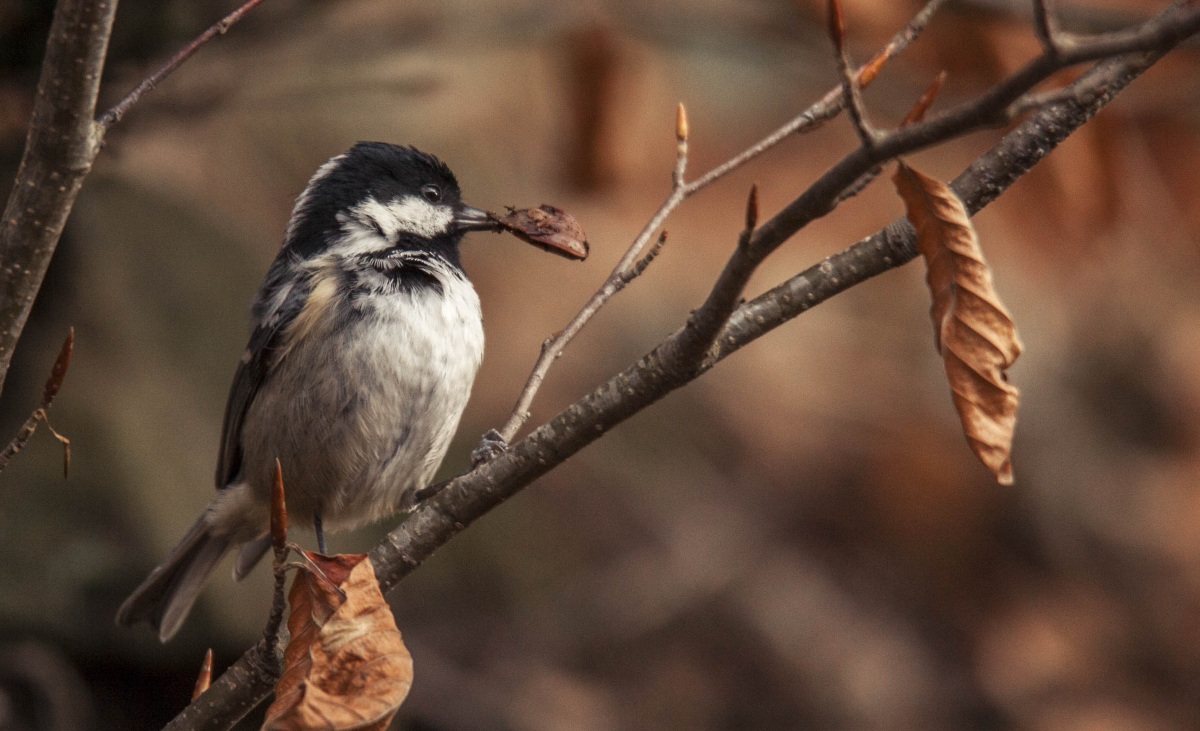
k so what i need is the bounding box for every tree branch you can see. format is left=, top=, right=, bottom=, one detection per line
left=666, top=1, right=1199, bottom=381
left=0, top=0, right=116, bottom=397
left=0, top=0, right=270, bottom=404
left=166, top=6, right=1199, bottom=727
left=705, top=50, right=1160, bottom=370
left=492, top=0, right=950, bottom=443
left=97, top=0, right=269, bottom=128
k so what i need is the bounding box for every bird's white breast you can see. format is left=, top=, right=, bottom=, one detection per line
left=228, top=262, right=484, bottom=533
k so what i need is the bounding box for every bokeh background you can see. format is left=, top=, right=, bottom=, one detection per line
left=1, top=0, right=1200, bottom=728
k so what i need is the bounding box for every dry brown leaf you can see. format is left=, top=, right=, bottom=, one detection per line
left=893, top=162, right=1022, bottom=485
left=492, top=205, right=590, bottom=261
left=262, top=553, right=413, bottom=731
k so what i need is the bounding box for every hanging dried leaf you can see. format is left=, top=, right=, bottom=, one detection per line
left=893, top=162, right=1022, bottom=485
left=262, top=553, right=413, bottom=731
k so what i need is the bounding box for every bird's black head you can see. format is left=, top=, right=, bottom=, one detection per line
left=283, top=142, right=495, bottom=261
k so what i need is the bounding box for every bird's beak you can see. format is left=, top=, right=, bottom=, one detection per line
left=454, top=205, right=500, bottom=233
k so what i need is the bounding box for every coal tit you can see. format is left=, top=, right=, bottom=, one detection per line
left=117, top=142, right=501, bottom=641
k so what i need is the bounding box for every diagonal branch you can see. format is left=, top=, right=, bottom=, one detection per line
left=660, top=1, right=1199, bottom=380
left=829, top=0, right=878, bottom=147
left=165, top=12, right=1199, bottom=729
left=492, top=0, right=950, bottom=443
left=706, top=50, right=1154, bottom=369
left=98, top=0, right=269, bottom=128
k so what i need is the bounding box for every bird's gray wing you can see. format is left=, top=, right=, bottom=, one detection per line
left=214, top=258, right=306, bottom=489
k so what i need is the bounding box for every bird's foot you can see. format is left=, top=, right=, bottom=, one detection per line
left=471, top=429, right=509, bottom=466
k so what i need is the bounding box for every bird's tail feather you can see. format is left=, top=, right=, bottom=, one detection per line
left=115, top=516, right=232, bottom=642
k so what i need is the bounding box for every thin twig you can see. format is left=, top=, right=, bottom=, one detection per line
left=687, top=0, right=950, bottom=193
left=0, top=0, right=271, bottom=404
left=621, top=0, right=1200, bottom=387
left=490, top=0, right=950, bottom=444
left=829, top=0, right=877, bottom=146
left=0, top=328, right=74, bottom=476
left=1032, top=0, right=1061, bottom=53
left=621, top=231, right=669, bottom=285
left=98, top=0, right=270, bottom=128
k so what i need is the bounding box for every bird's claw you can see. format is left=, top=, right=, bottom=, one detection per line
left=471, top=429, right=509, bottom=465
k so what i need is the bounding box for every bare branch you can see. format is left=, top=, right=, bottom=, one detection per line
left=0, top=1, right=115, bottom=397
left=0, top=0, right=271, bottom=405
left=689, top=0, right=948, bottom=192
left=98, top=0, right=270, bottom=128
left=490, top=0, right=1199, bottom=454
left=162, top=6, right=1200, bottom=726
left=621, top=231, right=669, bottom=285
left=491, top=0, right=949, bottom=443
left=709, top=52, right=1153, bottom=369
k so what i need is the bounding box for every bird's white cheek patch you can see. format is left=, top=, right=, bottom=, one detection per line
left=354, top=195, right=454, bottom=239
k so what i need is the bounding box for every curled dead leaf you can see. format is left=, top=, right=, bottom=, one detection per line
left=263, top=553, right=412, bottom=731
left=893, top=162, right=1023, bottom=485
left=492, top=205, right=590, bottom=261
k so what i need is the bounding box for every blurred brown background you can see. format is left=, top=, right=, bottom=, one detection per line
left=1, top=0, right=1199, bottom=728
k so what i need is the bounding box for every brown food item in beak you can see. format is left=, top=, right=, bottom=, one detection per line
left=494, top=205, right=589, bottom=261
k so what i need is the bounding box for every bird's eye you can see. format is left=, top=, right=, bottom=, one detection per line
left=420, top=184, right=441, bottom=203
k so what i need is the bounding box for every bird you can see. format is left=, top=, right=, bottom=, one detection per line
left=116, top=142, right=502, bottom=642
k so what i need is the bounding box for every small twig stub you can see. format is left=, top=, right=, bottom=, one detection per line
left=192, top=649, right=214, bottom=701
